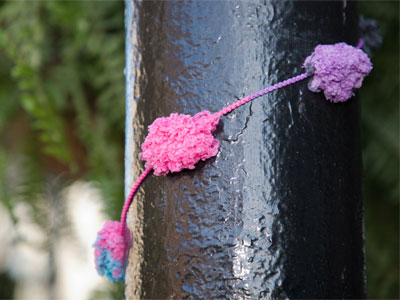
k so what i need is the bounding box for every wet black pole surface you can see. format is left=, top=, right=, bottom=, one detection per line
left=124, top=1, right=365, bottom=299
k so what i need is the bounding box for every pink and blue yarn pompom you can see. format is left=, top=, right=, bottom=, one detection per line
left=304, top=42, right=372, bottom=102
left=93, top=221, right=130, bottom=282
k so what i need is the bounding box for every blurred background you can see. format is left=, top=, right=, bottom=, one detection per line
left=0, top=1, right=398, bottom=299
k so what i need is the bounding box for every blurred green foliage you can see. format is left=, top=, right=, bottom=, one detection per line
left=0, top=1, right=397, bottom=299
left=360, top=2, right=399, bottom=299
left=0, top=0, right=126, bottom=217
left=0, top=1, right=126, bottom=298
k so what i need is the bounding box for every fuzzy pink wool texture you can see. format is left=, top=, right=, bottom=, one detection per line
left=303, top=42, right=372, bottom=102
left=139, top=110, right=220, bottom=176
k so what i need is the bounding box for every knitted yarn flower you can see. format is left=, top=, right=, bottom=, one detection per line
left=303, top=42, right=372, bottom=102
left=139, top=110, right=220, bottom=176
left=93, top=221, right=130, bottom=282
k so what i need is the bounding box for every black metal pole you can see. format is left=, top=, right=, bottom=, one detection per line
left=124, top=1, right=365, bottom=299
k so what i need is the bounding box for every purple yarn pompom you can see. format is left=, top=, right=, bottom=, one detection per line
left=303, top=42, right=372, bottom=102
left=93, top=221, right=130, bottom=282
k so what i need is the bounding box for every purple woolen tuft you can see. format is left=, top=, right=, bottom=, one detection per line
left=303, top=42, right=373, bottom=102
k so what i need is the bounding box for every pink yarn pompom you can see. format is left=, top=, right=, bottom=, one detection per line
left=303, top=42, right=372, bottom=102
left=93, top=221, right=130, bottom=282
left=139, top=110, right=220, bottom=176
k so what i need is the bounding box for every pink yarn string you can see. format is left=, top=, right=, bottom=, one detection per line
left=217, top=72, right=309, bottom=116
left=120, top=167, right=153, bottom=233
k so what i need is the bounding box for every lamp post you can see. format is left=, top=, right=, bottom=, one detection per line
left=124, top=1, right=365, bottom=298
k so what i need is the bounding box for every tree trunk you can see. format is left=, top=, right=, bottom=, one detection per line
left=124, top=1, right=365, bottom=299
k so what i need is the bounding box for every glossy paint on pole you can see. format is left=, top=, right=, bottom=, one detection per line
left=124, top=1, right=365, bottom=299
